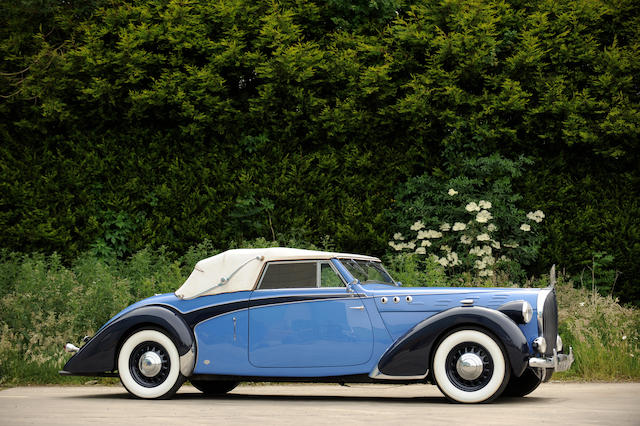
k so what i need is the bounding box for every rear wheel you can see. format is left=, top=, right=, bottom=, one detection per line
left=117, top=329, right=185, bottom=399
left=191, top=380, right=238, bottom=395
left=502, top=367, right=543, bottom=397
left=432, top=329, right=510, bottom=403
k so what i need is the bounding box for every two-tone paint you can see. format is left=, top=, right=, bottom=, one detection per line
left=61, top=259, right=546, bottom=382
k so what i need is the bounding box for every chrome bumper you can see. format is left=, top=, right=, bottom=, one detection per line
left=529, top=347, right=574, bottom=372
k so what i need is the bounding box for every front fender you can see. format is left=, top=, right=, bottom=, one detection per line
left=374, top=306, right=530, bottom=379
left=62, top=305, right=194, bottom=375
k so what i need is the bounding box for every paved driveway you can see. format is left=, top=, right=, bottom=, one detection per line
left=1, top=382, right=638, bottom=425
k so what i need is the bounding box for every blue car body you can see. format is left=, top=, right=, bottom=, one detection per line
left=61, top=249, right=573, bottom=402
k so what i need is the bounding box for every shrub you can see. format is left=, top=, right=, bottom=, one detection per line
left=388, top=155, right=545, bottom=282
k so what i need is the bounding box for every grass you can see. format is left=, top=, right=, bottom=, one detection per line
left=0, top=246, right=637, bottom=385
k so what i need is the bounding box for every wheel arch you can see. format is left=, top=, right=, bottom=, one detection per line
left=62, top=305, right=195, bottom=375
left=374, top=307, right=530, bottom=379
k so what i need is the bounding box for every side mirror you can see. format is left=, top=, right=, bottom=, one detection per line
left=396, top=281, right=403, bottom=287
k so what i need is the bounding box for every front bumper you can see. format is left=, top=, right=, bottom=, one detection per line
left=528, top=347, right=574, bottom=372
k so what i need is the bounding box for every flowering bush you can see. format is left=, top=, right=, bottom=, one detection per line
left=389, top=187, right=545, bottom=279
left=387, top=155, right=549, bottom=282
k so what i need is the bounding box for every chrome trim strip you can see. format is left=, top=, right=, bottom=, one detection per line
left=191, top=296, right=358, bottom=328
left=368, top=366, right=429, bottom=380
left=179, top=344, right=196, bottom=377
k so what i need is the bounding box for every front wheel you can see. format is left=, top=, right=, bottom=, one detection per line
left=432, top=329, right=510, bottom=403
left=502, top=367, right=543, bottom=397
left=117, top=329, right=186, bottom=399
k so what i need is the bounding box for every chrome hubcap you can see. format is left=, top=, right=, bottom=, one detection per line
left=138, top=351, right=162, bottom=377
left=456, top=353, right=483, bottom=381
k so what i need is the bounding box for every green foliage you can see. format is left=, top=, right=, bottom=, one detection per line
left=1, top=245, right=637, bottom=384
left=0, top=0, right=639, bottom=303
left=554, top=276, right=640, bottom=381
left=383, top=252, right=448, bottom=287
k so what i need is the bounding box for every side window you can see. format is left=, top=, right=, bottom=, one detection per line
left=320, top=263, right=344, bottom=288
left=259, top=262, right=317, bottom=289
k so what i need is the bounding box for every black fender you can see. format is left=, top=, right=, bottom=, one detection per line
left=376, top=306, right=530, bottom=378
left=62, top=305, right=194, bottom=375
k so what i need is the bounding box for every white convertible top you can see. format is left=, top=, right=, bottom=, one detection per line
left=175, top=247, right=379, bottom=299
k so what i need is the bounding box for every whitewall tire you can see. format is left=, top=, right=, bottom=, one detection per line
left=432, top=329, right=510, bottom=403
left=117, top=329, right=185, bottom=399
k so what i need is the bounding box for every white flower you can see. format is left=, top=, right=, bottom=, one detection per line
left=421, top=240, right=432, bottom=247
left=469, top=246, right=483, bottom=256
left=491, top=241, right=501, bottom=249
left=471, top=245, right=493, bottom=256
left=482, top=255, right=495, bottom=266
left=417, top=230, right=428, bottom=239
left=422, top=230, right=443, bottom=238
left=526, top=210, right=545, bottom=223
left=478, top=200, right=492, bottom=209
left=487, top=223, right=497, bottom=232
left=447, top=252, right=461, bottom=266
left=520, top=224, right=531, bottom=232
left=406, top=240, right=416, bottom=250
left=622, top=335, right=627, bottom=340
left=477, top=233, right=490, bottom=241
left=415, top=247, right=426, bottom=255
left=499, top=255, right=509, bottom=262
left=440, top=222, right=451, bottom=231
left=437, top=257, right=449, bottom=267
left=465, top=202, right=480, bottom=212
left=448, top=188, right=458, bottom=196
left=503, top=242, right=519, bottom=248
left=440, top=245, right=451, bottom=252
left=475, top=209, right=493, bottom=223
left=452, top=222, right=466, bottom=231
left=410, top=220, right=425, bottom=231
left=579, top=302, right=585, bottom=306
left=474, top=259, right=487, bottom=269
left=393, top=232, right=405, bottom=240
left=479, top=269, right=494, bottom=277
left=389, top=241, right=406, bottom=251
left=460, top=235, right=472, bottom=245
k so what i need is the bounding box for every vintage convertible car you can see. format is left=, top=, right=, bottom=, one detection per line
left=61, top=248, right=573, bottom=403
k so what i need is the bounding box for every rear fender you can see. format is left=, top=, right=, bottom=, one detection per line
left=62, top=305, right=194, bottom=375
left=373, top=306, right=530, bottom=379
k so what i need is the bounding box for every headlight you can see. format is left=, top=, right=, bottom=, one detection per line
left=522, top=301, right=533, bottom=324
left=533, top=337, right=547, bottom=354
left=557, top=335, right=563, bottom=352
left=498, top=300, right=533, bottom=324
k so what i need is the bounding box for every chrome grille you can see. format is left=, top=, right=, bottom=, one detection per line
left=537, top=288, right=558, bottom=356
left=543, top=291, right=558, bottom=356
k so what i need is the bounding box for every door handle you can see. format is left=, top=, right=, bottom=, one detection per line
left=349, top=306, right=365, bottom=310
left=233, top=317, right=237, bottom=342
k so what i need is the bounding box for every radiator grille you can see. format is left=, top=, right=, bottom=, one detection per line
left=542, top=290, right=558, bottom=356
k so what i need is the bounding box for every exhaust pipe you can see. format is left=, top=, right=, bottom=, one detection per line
left=65, top=343, right=80, bottom=353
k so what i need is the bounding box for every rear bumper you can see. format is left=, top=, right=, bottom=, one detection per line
left=528, top=347, right=574, bottom=372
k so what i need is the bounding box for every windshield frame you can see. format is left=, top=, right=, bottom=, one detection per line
left=337, top=258, right=397, bottom=286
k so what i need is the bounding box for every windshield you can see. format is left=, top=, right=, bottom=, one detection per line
left=340, top=259, right=396, bottom=285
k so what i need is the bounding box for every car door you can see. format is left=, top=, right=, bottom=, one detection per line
left=248, top=260, right=374, bottom=368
